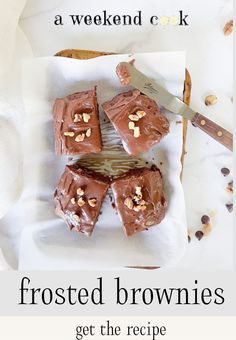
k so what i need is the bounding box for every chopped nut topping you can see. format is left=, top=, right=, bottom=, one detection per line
left=133, top=205, right=142, bottom=212
left=223, top=20, right=233, bottom=36
left=75, top=133, right=85, bottom=142
left=64, top=131, right=75, bottom=137
left=205, top=95, right=218, bottom=106
left=70, top=198, right=76, bottom=204
left=136, top=110, right=146, bottom=118
left=74, top=113, right=82, bottom=122
left=128, top=114, right=139, bottom=121
left=82, top=113, right=91, bottom=123
left=128, top=121, right=135, bottom=130
left=77, top=188, right=84, bottom=196
left=139, top=205, right=147, bottom=211
left=88, top=198, right=97, bottom=207
left=86, top=128, right=92, bottom=137
left=124, top=197, right=134, bottom=210
left=133, top=126, right=140, bottom=138
left=78, top=197, right=85, bottom=207
left=73, top=214, right=80, bottom=222
left=135, top=186, right=142, bottom=197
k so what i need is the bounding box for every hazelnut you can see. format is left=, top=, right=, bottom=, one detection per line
left=128, top=121, right=135, bottom=130
left=88, top=198, right=97, bottom=207
left=136, top=110, right=146, bottom=118
left=64, top=131, right=75, bottom=137
left=124, top=197, right=134, bottom=210
left=78, top=197, right=85, bottom=207
left=73, top=214, right=80, bottom=222
left=74, top=113, right=82, bottom=122
left=82, top=113, right=91, bottom=123
left=128, top=114, right=139, bottom=121
left=75, top=133, right=85, bottom=142
left=77, top=188, right=84, bottom=196
left=205, top=95, right=218, bottom=106
left=133, top=126, right=140, bottom=138
left=86, top=128, right=92, bottom=137
left=223, top=20, right=233, bottom=36
left=202, top=223, right=212, bottom=236
left=70, top=198, right=76, bottom=204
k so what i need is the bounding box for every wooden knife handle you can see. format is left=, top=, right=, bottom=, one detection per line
left=192, top=113, right=233, bottom=151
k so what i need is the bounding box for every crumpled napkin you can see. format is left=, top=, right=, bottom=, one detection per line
left=0, top=0, right=32, bottom=269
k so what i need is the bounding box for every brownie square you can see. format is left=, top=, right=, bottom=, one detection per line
left=102, top=89, right=169, bottom=155
left=54, top=164, right=110, bottom=236
left=111, top=166, right=167, bottom=236
left=53, top=87, right=102, bottom=155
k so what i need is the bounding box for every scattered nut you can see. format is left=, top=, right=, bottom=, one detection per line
left=223, top=20, right=233, bottom=36
left=70, top=198, right=76, bottom=204
left=64, top=131, right=75, bottom=137
left=74, top=113, right=82, bottom=122
left=128, top=121, right=135, bottom=130
left=82, top=113, right=91, bottom=123
left=226, top=180, right=233, bottom=194
left=201, top=215, right=210, bottom=225
left=202, top=223, right=212, bottom=236
left=195, top=230, right=204, bottom=241
left=133, top=126, right=140, bottom=138
left=88, top=198, right=97, bottom=207
left=129, top=114, right=139, bottom=121
left=221, top=167, right=230, bottom=177
left=78, top=197, right=85, bottom=207
left=77, top=188, right=84, bottom=196
left=124, top=197, right=134, bottom=210
left=86, top=128, right=92, bottom=137
left=205, top=95, right=218, bottom=106
left=136, top=110, right=146, bottom=119
left=75, top=133, right=85, bottom=142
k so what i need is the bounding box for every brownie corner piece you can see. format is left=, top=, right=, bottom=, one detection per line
left=102, top=89, right=169, bottom=155
left=52, top=87, right=102, bottom=155
left=111, top=166, right=167, bottom=236
left=54, top=164, right=110, bottom=236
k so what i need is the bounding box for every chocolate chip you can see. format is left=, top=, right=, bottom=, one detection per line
left=201, top=215, right=210, bottom=224
left=226, top=203, right=233, bottom=213
left=188, top=235, right=191, bottom=243
left=195, top=230, right=204, bottom=241
left=228, top=180, right=233, bottom=188
left=221, top=167, right=230, bottom=176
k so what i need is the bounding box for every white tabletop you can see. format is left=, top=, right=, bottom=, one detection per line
left=0, top=0, right=233, bottom=269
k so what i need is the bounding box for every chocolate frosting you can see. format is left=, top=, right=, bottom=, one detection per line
left=102, top=89, right=169, bottom=155
left=111, top=166, right=167, bottom=236
left=53, top=87, right=102, bottom=155
left=54, top=164, right=110, bottom=236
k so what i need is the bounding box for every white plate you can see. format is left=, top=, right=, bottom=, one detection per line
left=19, top=52, right=187, bottom=270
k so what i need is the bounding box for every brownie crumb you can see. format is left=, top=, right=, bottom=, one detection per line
left=195, top=230, right=204, bottom=241
left=226, top=203, right=233, bottom=213
left=221, top=167, right=230, bottom=176
left=201, top=215, right=210, bottom=225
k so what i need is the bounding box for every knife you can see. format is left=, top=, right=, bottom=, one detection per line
left=116, top=62, right=233, bottom=152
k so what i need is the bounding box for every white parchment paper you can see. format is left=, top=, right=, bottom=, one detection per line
left=19, top=52, right=187, bottom=270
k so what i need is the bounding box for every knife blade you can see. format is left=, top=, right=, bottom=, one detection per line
left=117, top=62, right=233, bottom=152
